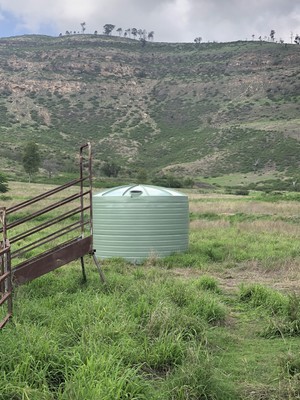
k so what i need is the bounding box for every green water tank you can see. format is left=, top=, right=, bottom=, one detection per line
left=92, top=184, right=189, bottom=263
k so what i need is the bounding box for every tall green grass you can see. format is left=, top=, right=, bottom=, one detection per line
left=1, top=187, right=300, bottom=399
left=0, top=265, right=234, bottom=400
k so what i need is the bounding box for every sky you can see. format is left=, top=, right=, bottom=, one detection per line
left=0, top=0, right=299, bottom=44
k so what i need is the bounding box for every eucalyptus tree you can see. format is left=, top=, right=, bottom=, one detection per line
left=148, top=31, right=154, bottom=41
left=80, top=22, right=86, bottom=34
left=131, top=28, right=138, bottom=39
left=103, top=24, right=115, bottom=35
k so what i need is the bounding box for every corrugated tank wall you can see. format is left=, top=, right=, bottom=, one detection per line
left=92, top=185, right=189, bottom=263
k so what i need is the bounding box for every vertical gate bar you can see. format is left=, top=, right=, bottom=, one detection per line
left=0, top=207, right=12, bottom=328
left=0, top=258, right=3, bottom=297
left=79, top=146, right=85, bottom=238
left=6, top=246, right=12, bottom=315
left=0, top=208, right=6, bottom=294
left=87, top=142, right=93, bottom=239
left=79, top=142, right=92, bottom=241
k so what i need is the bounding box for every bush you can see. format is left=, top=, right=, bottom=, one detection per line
left=0, top=172, right=9, bottom=193
left=234, top=189, right=249, bottom=196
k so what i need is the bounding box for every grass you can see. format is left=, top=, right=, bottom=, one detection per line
left=1, top=182, right=300, bottom=399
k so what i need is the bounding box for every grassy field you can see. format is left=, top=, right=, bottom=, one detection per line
left=1, top=182, right=300, bottom=399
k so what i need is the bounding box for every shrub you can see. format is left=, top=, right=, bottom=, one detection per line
left=0, top=172, right=9, bottom=193
left=234, top=189, right=249, bottom=196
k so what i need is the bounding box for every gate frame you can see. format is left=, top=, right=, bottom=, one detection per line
left=0, top=142, right=105, bottom=329
left=0, top=207, right=12, bottom=329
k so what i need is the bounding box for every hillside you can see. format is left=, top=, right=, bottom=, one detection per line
left=0, top=34, right=299, bottom=185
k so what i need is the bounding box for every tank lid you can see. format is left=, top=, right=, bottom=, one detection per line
left=94, top=184, right=187, bottom=197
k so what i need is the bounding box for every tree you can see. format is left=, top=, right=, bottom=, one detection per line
left=116, top=27, right=122, bottom=36
left=43, top=158, right=58, bottom=179
left=80, top=22, right=86, bottom=34
left=194, top=37, right=202, bottom=44
left=103, top=24, right=115, bottom=36
left=270, top=29, right=275, bottom=41
left=22, top=142, right=41, bottom=182
left=137, top=29, right=143, bottom=39
left=152, top=174, right=182, bottom=188
left=101, top=161, right=121, bottom=177
left=136, top=168, right=147, bottom=183
left=148, top=31, right=154, bottom=41
left=294, top=34, right=300, bottom=44
left=0, top=173, right=8, bottom=193
left=131, top=28, right=138, bottom=39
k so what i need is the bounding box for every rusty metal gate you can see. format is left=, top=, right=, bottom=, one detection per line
left=0, top=142, right=105, bottom=328
left=0, top=208, right=12, bottom=329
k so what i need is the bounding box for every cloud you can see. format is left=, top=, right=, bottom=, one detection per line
left=0, top=0, right=299, bottom=42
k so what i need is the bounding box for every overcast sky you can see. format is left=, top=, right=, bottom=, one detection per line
left=0, top=0, right=299, bottom=44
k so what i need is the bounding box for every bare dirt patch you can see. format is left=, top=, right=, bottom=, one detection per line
left=171, top=258, right=300, bottom=294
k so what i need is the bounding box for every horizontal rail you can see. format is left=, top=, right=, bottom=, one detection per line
left=14, top=237, right=85, bottom=269
left=0, top=313, right=12, bottom=330
left=0, top=291, right=12, bottom=306
left=0, top=246, right=10, bottom=257
left=9, top=205, right=90, bottom=244
left=6, top=176, right=89, bottom=214
left=0, top=270, right=11, bottom=284
left=5, top=190, right=91, bottom=231
left=11, top=220, right=90, bottom=259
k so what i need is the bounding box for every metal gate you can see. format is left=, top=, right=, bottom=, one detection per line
left=0, top=208, right=12, bottom=329
left=0, top=142, right=104, bottom=328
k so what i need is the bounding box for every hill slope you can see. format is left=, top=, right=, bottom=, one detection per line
left=0, top=34, right=299, bottom=182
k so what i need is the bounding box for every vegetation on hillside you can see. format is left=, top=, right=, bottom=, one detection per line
left=0, top=35, right=299, bottom=186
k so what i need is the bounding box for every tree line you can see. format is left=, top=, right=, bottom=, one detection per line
left=60, top=23, right=154, bottom=42
left=194, top=30, right=300, bottom=45
left=0, top=142, right=195, bottom=192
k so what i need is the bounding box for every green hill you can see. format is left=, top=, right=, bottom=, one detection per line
left=0, top=34, right=299, bottom=186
